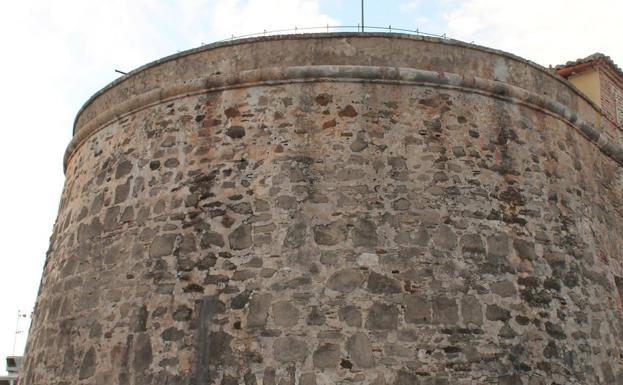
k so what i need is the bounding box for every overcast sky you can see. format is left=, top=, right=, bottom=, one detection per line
left=0, top=0, right=621, bottom=375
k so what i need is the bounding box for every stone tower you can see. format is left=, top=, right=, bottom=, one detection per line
left=21, top=34, right=623, bottom=385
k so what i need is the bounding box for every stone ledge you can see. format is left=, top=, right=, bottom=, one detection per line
left=64, top=65, right=623, bottom=172
left=74, top=34, right=606, bottom=138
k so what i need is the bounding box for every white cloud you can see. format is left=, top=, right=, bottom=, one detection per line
left=0, top=2, right=156, bottom=373
left=402, top=0, right=422, bottom=11
left=208, top=0, right=338, bottom=39
left=444, top=0, right=623, bottom=67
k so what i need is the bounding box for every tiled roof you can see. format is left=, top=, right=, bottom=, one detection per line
left=555, top=53, right=623, bottom=80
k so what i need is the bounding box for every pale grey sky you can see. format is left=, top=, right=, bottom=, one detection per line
left=0, top=0, right=621, bottom=375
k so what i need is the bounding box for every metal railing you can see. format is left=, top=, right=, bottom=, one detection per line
left=208, top=25, right=454, bottom=45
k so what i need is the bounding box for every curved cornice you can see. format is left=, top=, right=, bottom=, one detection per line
left=64, top=65, right=623, bottom=171
left=73, top=33, right=606, bottom=136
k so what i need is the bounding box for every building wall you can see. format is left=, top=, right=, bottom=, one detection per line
left=568, top=69, right=601, bottom=108
left=22, top=34, right=623, bottom=385
left=599, top=69, right=623, bottom=127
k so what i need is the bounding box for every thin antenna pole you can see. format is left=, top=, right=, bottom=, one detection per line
left=361, top=0, right=364, bottom=32
left=12, top=311, right=20, bottom=356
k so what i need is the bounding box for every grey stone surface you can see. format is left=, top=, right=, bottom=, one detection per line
left=461, top=295, right=483, bottom=326
left=312, top=343, right=340, bottom=368
left=78, top=347, right=96, bottom=380
left=432, top=296, right=459, bottom=324
left=283, top=220, right=307, bottom=249
left=352, top=218, right=378, bottom=247
left=513, top=238, right=537, bottom=260
left=460, top=234, right=486, bottom=255
left=433, top=225, right=458, bottom=250
left=247, top=293, right=272, bottom=328
left=486, top=304, right=511, bottom=322
left=149, top=234, right=177, bottom=258
left=339, top=306, right=362, bottom=327
left=272, top=301, right=299, bottom=327
left=313, top=221, right=347, bottom=246
left=274, top=337, right=308, bottom=362
left=346, top=333, right=374, bottom=368
left=326, top=268, right=364, bottom=293
left=366, top=271, right=403, bottom=294
left=366, top=303, right=398, bottom=330
left=350, top=133, right=368, bottom=152
left=299, top=373, right=317, bottom=385
left=487, top=233, right=510, bottom=257
left=229, top=224, right=252, bottom=250
left=490, top=280, right=517, bottom=298
left=405, top=294, right=431, bottom=324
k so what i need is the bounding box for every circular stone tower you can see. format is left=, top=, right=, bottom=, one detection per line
left=22, top=34, right=623, bottom=385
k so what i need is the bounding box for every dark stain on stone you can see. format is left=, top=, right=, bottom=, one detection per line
left=229, top=224, right=252, bottom=250
left=183, top=283, right=204, bottom=293
left=173, top=305, right=192, bottom=321
left=307, top=306, right=326, bottom=326
left=315, top=94, right=332, bottom=106
left=226, top=126, right=246, bottom=139
left=468, top=130, right=480, bottom=138
left=196, top=297, right=227, bottom=384
left=164, top=158, right=179, bottom=168
left=78, top=346, right=96, bottom=380
left=545, top=321, right=566, bottom=339
left=115, top=160, right=133, bottom=179
left=231, top=289, right=252, bottom=309
left=161, top=327, right=185, bottom=341
left=418, top=97, right=439, bottom=108
left=322, top=119, right=337, bottom=129
left=244, top=371, right=258, bottom=385
left=131, top=305, right=148, bottom=332
left=518, top=276, right=552, bottom=307
left=133, top=333, right=152, bottom=373
left=366, top=271, right=403, bottom=294
left=338, top=105, right=358, bottom=118
left=499, top=187, right=525, bottom=206
left=393, top=370, right=418, bottom=385
left=352, top=218, right=378, bottom=247
left=283, top=220, right=307, bottom=249
left=340, top=358, right=353, bottom=369
left=224, top=107, right=240, bottom=118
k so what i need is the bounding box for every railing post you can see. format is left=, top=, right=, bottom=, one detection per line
left=216, top=26, right=459, bottom=44
left=361, top=0, right=364, bottom=32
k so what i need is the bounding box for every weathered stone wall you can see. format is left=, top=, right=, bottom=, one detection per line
left=599, top=68, right=623, bottom=128
left=22, top=34, right=623, bottom=385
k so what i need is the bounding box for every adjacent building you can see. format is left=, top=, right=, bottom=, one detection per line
left=0, top=356, right=22, bottom=385
left=556, top=53, right=623, bottom=129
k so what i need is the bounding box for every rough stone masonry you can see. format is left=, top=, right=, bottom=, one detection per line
left=21, top=34, right=623, bottom=385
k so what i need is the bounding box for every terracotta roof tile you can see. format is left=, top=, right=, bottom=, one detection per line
left=555, top=53, right=623, bottom=80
